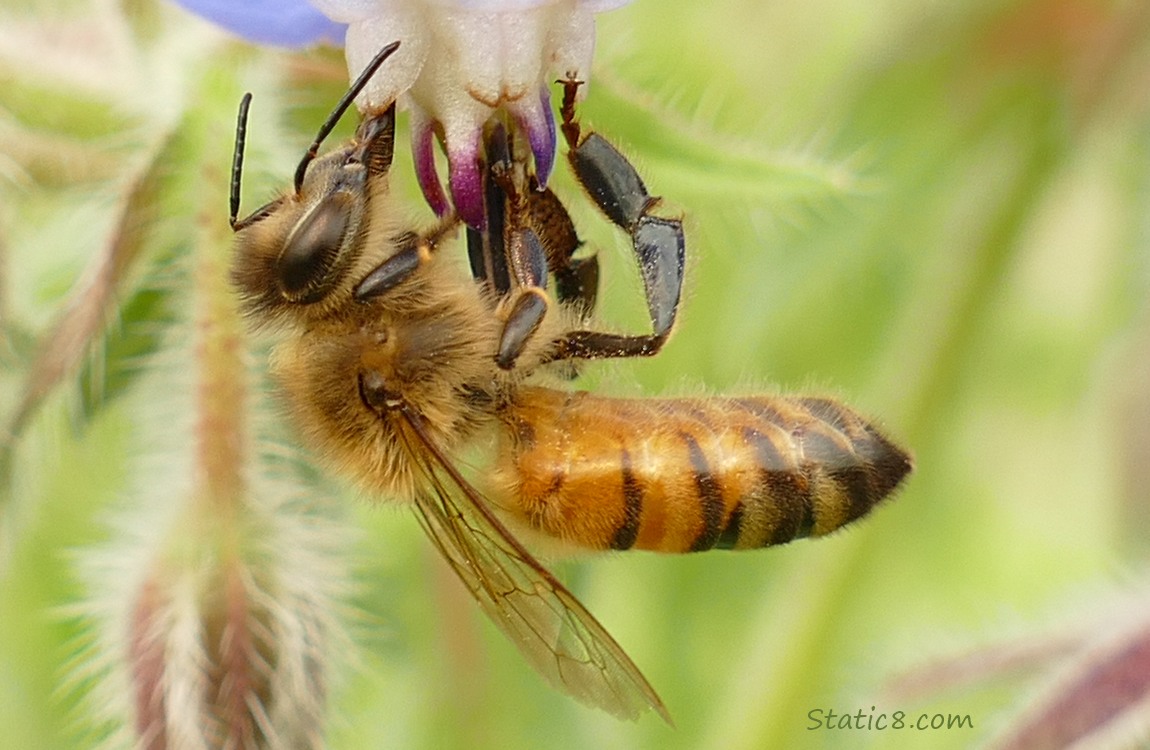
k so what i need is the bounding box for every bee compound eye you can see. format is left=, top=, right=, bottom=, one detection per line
left=277, top=192, right=355, bottom=303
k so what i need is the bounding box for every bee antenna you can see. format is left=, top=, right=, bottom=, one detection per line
left=293, top=39, right=402, bottom=194
left=229, top=92, right=254, bottom=231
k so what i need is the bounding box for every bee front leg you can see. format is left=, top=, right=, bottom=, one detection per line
left=354, top=217, right=458, bottom=302
left=489, top=149, right=556, bottom=370
left=455, top=124, right=553, bottom=370
left=465, top=124, right=513, bottom=297
left=546, top=78, right=686, bottom=362
left=497, top=181, right=602, bottom=373
left=485, top=130, right=600, bottom=371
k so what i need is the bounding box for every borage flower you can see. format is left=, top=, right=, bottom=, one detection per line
left=172, top=0, right=347, bottom=48
left=175, top=0, right=633, bottom=228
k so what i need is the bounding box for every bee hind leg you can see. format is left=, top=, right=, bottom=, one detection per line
left=543, top=78, right=686, bottom=363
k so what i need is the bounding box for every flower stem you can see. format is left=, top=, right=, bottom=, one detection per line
left=192, top=209, right=249, bottom=516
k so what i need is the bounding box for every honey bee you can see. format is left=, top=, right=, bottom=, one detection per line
left=228, top=42, right=912, bottom=722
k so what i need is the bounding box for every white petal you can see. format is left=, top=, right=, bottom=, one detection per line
left=309, top=0, right=382, bottom=23
left=433, top=7, right=551, bottom=106
left=345, top=9, right=429, bottom=108
left=409, top=39, right=494, bottom=127
left=496, top=8, right=553, bottom=100
left=420, top=0, right=631, bottom=8
left=577, top=0, right=632, bottom=10
left=312, top=0, right=632, bottom=19
left=549, top=4, right=595, bottom=90
left=436, top=9, right=506, bottom=106
left=427, top=0, right=555, bottom=8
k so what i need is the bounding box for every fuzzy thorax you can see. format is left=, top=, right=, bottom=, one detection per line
left=269, top=253, right=506, bottom=500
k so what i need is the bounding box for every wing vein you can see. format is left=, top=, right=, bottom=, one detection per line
left=395, top=404, right=670, bottom=723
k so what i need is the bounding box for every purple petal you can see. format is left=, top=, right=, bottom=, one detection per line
left=510, top=87, right=557, bottom=189
left=411, top=117, right=450, bottom=217
left=447, top=137, right=486, bottom=230
left=171, top=0, right=346, bottom=48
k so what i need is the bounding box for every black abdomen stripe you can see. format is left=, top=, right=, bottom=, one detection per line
left=610, top=448, right=643, bottom=550
left=682, top=433, right=725, bottom=552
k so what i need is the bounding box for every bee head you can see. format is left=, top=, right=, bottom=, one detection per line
left=227, top=41, right=402, bottom=325
left=229, top=105, right=397, bottom=324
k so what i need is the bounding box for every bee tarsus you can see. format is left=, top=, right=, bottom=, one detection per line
left=550, top=76, right=687, bottom=359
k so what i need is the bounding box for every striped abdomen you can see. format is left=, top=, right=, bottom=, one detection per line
left=496, top=387, right=912, bottom=552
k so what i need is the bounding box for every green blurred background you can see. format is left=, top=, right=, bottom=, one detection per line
left=2, top=0, right=1148, bottom=748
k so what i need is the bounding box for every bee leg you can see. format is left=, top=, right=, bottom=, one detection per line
left=516, top=180, right=597, bottom=378
left=558, top=77, right=585, bottom=152
left=459, top=123, right=562, bottom=370
left=521, top=179, right=598, bottom=320
left=492, top=154, right=558, bottom=370
left=489, top=133, right=599, bottom=371
left=497, top=286, right=550, bottom=369
left=466, top=124, right=513, bottom=297
left=554, top=253, right=598, bottom=319
left=354, top=217, right=458, bottom=302
left=544, top=79, right=686, bottom=362
left=348, top=103, right=397, bottom=178
left=354, top=233, right=426, bottom=301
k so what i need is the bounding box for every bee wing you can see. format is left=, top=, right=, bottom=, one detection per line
left=397, top=406, right=671, bottom=724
